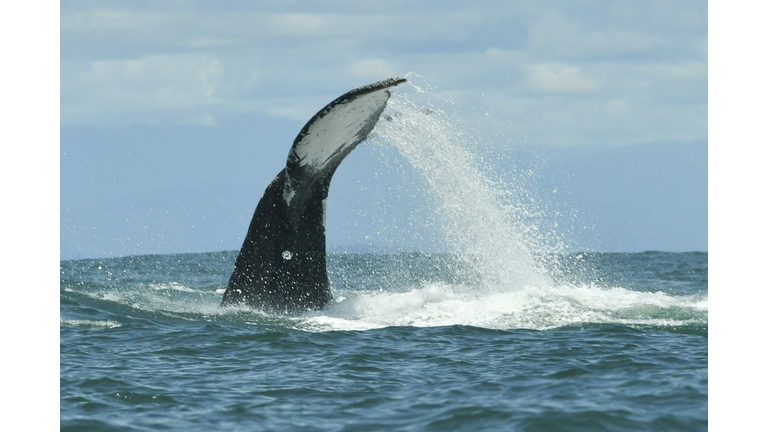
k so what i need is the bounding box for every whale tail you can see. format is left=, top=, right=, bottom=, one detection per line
left=221, top=78, right=407, bottom=313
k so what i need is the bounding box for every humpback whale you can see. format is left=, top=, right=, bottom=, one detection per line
left=221, top=77, right=407, bottom=313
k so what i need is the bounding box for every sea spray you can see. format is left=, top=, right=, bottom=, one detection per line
left=370, top=78, right=552, bottom=291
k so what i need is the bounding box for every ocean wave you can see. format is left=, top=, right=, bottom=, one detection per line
left=297, top=282, right=707, bottom=332
left=60, top=318, right=122, bottom=329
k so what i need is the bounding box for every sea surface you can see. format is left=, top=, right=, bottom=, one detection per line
left=61, top=78, right=707, bottom=430
left=60, top=251, right=707, bottom=431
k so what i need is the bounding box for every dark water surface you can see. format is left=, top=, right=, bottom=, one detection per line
left=60, top=252, right=707, bottom=431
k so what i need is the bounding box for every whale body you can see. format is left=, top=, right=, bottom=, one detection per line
left=221, top=77, right=407, bottom=312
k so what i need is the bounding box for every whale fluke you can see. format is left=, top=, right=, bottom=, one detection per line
left=221, top=77, right=407, bottom=313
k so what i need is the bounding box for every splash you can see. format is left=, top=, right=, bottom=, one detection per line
left=300, top=282, right=707, bottom=332
left=370, top=76, right=552, bottom=291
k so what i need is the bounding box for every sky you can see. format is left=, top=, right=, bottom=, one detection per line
left=59, top=0, right=708, bottom=259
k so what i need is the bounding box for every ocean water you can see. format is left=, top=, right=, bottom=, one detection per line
left=60, top=251, right=707, bottom=431
left=60, top=78, right=707, bottom=430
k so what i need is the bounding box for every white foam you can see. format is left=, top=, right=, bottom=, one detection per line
left=60, top=318, right=121, bottom=329
left=64, top=279, right=706, bottom=332
left=76, top=283, right=225, bottom=317
left=150, top=282, right=195, bottom=292
left=297, top=282, right=707, bottom=332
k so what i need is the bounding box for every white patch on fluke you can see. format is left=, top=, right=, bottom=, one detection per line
left=291, top=89, right=391, bottom=173
left=282, top=173, right=296, bottom=205
left=322, top=198, right=328, bottom=229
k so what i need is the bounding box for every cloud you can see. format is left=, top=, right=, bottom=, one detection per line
left=526, top=11, right=658, bottom=60
left=61, top=54, right=224, bottom=124
left=200, top=60, right=221, bottom=97
left=607, top=99, right=631, bottom=117
left=524, top=63, right=600, bottom=94
left=350, top=59, right=399, bottom=81
left=60, top=1, right=707, bottom=146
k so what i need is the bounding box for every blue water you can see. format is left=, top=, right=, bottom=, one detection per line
left=60, top=251, right=707, bottom=431
left=60, top=79, right=706, bottom=430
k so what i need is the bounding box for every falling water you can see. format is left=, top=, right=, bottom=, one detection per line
left=371, top=77, right=553, bottom=291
